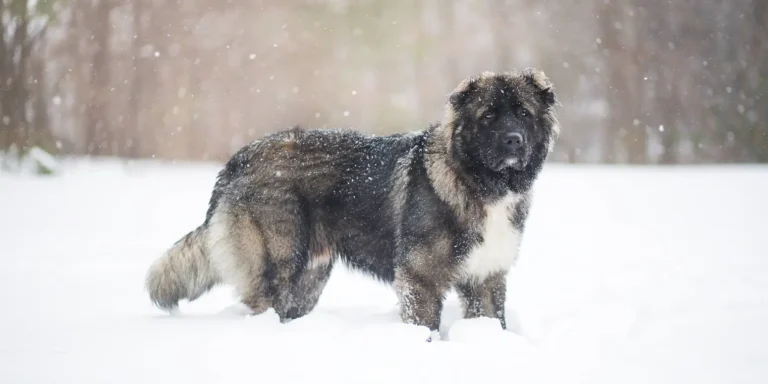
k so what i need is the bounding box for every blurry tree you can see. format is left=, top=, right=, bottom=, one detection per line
left=599, top=0, right=648, bottom=164
left=751, top=0, right=768, bottom=162
left=82, top=0, right=113, bottom=156
left=124, top=0, right=144, bottom=158
left=2, top=0, right=766, bottom=166
left=0, top=0, right=59, bottom=162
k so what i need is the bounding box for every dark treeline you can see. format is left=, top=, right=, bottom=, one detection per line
left=1, top=0, right=766, bottom=165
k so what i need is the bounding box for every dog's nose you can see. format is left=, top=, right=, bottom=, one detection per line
left=503, top=132, right=524, bottom=149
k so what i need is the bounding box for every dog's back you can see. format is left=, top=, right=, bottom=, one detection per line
left=147, top=126, right=424, bottom=318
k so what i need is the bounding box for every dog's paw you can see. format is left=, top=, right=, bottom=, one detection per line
left=245, top=308, right=281, bottom=325
left=426, top=330, right=442, bottom=342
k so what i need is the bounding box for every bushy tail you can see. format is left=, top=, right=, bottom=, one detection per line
left=145, top=225, right=220, bottom=311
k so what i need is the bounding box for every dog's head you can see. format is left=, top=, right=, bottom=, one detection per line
left=445, top=68, right=559, bottom=173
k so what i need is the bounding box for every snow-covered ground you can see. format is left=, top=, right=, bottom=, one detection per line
left=1, top=158, right=767, bottom=384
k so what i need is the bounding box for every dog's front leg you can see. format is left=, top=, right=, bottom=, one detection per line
left=455, top=271, right=508, bottom=329
left=394, top=266, right=449, bottom=338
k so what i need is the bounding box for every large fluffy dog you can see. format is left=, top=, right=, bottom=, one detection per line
left=146, top=68, right=560, bottom=336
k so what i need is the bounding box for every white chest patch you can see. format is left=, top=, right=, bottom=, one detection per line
left=459, top=193, right=522, bottom=281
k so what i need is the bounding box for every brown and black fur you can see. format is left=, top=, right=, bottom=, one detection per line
left=145, top=68, right=560, bottom=336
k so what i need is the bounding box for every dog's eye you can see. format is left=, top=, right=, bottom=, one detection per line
left=483, top=112, right=495, bottom=120
left=520, top=109, right=529, bottom=118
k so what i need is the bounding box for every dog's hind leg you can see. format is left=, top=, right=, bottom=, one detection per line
left=266, top=246, right=336, bottom=321
left=285, top=261, right=334, bottom=320
left=222, top=191, right=332, bottom=322
left=207, top=207, right=273, bottom=315
left=282, top=226, right=337, bottom=318
left=254, top=197, right=324, bottom=323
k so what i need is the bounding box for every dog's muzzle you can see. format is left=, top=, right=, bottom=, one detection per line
left=495, top=131, right=529, bottom=171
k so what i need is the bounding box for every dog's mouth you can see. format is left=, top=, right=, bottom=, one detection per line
left=494, top=156, right=527, bottom=172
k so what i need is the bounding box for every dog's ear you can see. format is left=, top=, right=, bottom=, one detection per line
left=523, top=68, right=557, bottom=108
left=448, top=75, right=479, bottom=108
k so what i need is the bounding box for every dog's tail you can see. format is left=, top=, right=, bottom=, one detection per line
left=145, top=225, right=220, bottom=311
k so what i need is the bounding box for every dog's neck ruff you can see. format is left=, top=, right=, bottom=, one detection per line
left=424, top=123, right=474, bottom=220
left=425, top=121, right=522, bottom=217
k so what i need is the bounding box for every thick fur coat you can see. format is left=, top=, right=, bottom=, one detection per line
left=145, top=68, right=560, bottom=337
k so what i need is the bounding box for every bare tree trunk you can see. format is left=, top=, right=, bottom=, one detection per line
left=646, top=0, right=680, bottom=165
left=125, top=0, right=144, bottom=158
left=621, top=2, right=647, bottom=164
left=84, top=0, right=113, bottom=156
left=29, top=29, right=54, bottom=152
left=142, top=1, right=172, bottom=158
left=751, top=0, right=768, bottom=162
left=69, top=3, right=89, bottom=153
left=600, top=0, right=648, bottom=164
left=599, top=0, right=622, bottom=163
left=0, top=0, right=9, bottom=150
left=4, top=0, right=31, bottom=154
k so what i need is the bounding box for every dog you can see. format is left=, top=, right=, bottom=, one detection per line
left=145, top=68, right=560, bottom=338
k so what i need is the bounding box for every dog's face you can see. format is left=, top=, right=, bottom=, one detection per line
left=447, top=69, right=558, bottom=173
